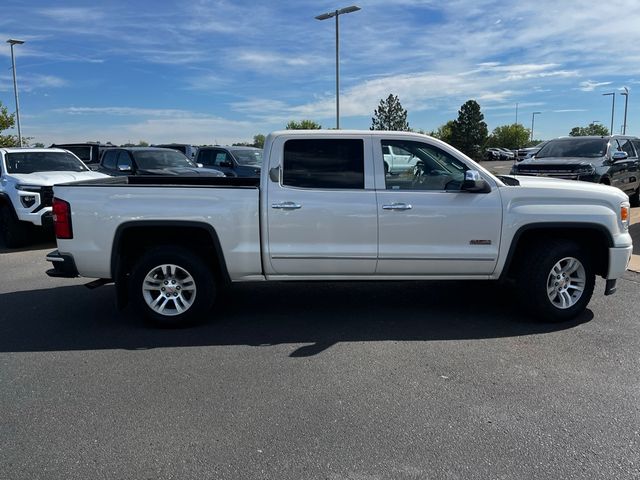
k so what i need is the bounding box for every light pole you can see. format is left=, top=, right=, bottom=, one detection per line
left=621, top=87, right=629, bottom=135
left=602, top=92, right=615, bottom=136
left=315, top=5, right=361, bottom=129
left=7, top=39, right=25, bottom=147
left=530, top=112, right=541, bottom=142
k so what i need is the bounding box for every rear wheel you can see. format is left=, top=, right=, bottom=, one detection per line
left=129, top=246, right=216, bottom=327
left=516, top=240, right=595, bottom=322
left=0, top=205, right=30, bottom=248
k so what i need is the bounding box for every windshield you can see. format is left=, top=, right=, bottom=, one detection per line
left=233, top=149, right=263, bottom=166
left=536, top=139, right=608, bottom=159
left=5, top=151, right=88, bottom=173
left=132, top=150, right=196, bottom=169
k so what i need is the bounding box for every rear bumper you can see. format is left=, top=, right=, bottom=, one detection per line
left=45, top=250, right=79, bottom=278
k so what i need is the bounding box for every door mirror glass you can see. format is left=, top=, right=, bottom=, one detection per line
left=612, top=151, right=628, bottom=161
left=462, top=170, right=490, bottom=193
left=118, top=164, right=132, bottom=172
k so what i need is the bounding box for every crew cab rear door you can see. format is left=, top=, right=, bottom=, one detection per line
left=265, top=134, right=377, bottom=275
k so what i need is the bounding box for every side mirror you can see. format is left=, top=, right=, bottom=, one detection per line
left=612, top=151, right=628, bottom=162
left=462, top=170, right=491, bottom=193
left=220, top=161, right=233, bottom=168
left=118, top=164, right=132, bottom=172
left=269, top=166, right=280, bottom=182
left=196, top=163, right=203, bottom=168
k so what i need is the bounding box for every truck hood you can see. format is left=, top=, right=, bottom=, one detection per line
left=519, top=157, right=603, bottom=166
left=9, top=170, right=108, bottom=186
left=137, top=167, right=225, bottom=176
left=512, top=175, right=628, bottom=201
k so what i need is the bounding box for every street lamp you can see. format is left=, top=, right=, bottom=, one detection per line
left=620, top=87, right=629, bottom=135
left=7, top=39, right=25, bottom=147
left=602, top=92, right=615, bottom=136
left=530, top=112, right=541, bottom=142
left=315, top=5, right=361, bottom=129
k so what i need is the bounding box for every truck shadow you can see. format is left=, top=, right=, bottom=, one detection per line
left=0, top=281, right=592, bottom=356
left=0, top=232, right=56, bottom=254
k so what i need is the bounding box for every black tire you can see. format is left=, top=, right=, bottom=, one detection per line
left=516, top=240, right=595, bottom=322
left=629, top=186, right=639, bottom=208
left=129, top=246, right=216, bottom=327
left=0, top=205, right=30, bottom=248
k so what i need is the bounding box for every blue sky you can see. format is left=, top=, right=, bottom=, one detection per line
left=1, top=0, right=639, bottom=146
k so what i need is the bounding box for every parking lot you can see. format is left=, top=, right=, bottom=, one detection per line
left=1, top=228, right=639, bottom=479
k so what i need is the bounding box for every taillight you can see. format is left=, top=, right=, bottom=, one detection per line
left=52, top=198, right=73, bottom=239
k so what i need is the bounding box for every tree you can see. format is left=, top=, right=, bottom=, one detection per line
left=449, top=100, right=488, bottom=159
left=485, top=124, right=530, bottom=149
left=0, top=101, right=20, bottom=147
left=286, top=120, right=322, bottom=130
left=31, top=142, right=45, bottom=148
left=429, top=120, right=455, bottom=144
left=253, top=134, right=265, bottom=148
left=569, top=122, right=609, bottom=137
left=370, top=94, right=409, bottom=131
left=137, top=140, right=149, bottom=147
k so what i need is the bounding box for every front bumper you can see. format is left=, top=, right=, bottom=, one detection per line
left=607, top=245, right=633, bottom=279
left=45, top=250, right=79, bottom=278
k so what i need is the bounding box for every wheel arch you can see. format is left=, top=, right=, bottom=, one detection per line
left=111, top=220, right=231, bottom=309
left=501, top=222, right=613, bottom=281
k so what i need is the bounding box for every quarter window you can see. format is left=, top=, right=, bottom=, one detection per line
left=283, top=139, right=364, bottom=189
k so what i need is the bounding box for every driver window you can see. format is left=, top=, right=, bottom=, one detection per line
left=213, top=151, right=229, bottom=167
left=382, top=140, right=468, bottom=191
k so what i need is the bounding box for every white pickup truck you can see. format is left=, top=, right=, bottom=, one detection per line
left=46, top=130, right=633, bottom=326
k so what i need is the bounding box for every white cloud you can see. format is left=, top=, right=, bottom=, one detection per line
left=578, top=80, right=612, bottom=92
left=38, top=7, right=105, bottom=22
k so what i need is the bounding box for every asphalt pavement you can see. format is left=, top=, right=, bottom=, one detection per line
left=1, top=242, right=639, bottom=479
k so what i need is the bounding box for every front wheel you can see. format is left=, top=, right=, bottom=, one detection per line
left=0, top=205, right=30, bottom=248
left=516, top=240, right=595, bottom=322
left=129, top=246, right=216, bottom=327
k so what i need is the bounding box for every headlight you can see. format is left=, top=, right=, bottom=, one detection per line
left=15, top=184, right=42, bottom=192
left=576, top=165, right=595, bottom=174
left=620, top=203, right=630, bottom=230
left=20, top=195, right=36, bottom=208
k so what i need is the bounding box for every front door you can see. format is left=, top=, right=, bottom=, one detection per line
left=266, top=136, right=378, bottom=276
left=375, top=138, right=502, bottom=276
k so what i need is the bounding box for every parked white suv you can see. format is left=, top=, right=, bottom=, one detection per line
left=0, top=148, right=108, bottom=247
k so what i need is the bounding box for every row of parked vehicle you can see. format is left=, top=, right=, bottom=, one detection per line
left=0, top=142, right=264, bottom=247
left=485, top=143, right=546, bottom=162
left=51, top=142, right=263, bottom=179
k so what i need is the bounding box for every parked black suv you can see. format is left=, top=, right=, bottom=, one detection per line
left=99, top=147, right=224, bottom=177
left=511, top=136, right=640, bottom=206
left=195, top=146, right=262, bottom=178
left=50, top=142, right=116, bottom=170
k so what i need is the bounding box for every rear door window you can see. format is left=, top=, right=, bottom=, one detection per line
left=282, top=139, right=364, bottom=189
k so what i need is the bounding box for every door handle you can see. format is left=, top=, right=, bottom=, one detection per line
left=271, top=202, right=302, bottom=210
left=382, top=203, right=412, bottom=211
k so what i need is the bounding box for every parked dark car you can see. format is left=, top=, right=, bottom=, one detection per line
left=50, top=142, right=116, bottom=170
left=99, top=147, right=224, bottom=177
left=511, top=136, right=640, bottom=206
left=195, top=146, right=262, bottom=178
